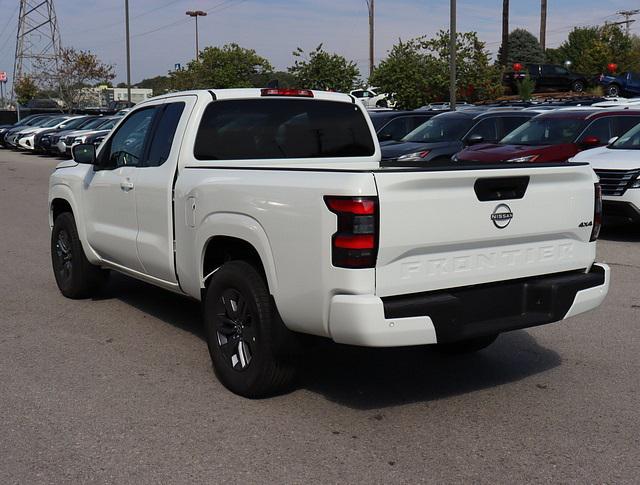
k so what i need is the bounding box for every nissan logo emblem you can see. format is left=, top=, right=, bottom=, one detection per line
left=491, top=204, right=513, bottom=229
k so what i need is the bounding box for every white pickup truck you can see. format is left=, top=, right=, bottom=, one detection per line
left=49, top=88, right=610, bottom=397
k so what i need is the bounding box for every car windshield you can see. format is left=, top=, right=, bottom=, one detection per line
left=97, top=119, right=118, bottom=130
left=402, top=116, right=473, bottom=143
left=41, top=117, right=67, bottom=128
left=500, top=117, right=586, bottom=146
left=81, top=118, right=109, bottom=130
left=610, top=123, right=640, bottom=150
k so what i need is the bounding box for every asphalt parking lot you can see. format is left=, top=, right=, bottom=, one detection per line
left=1, top=150, right=639, bottom=484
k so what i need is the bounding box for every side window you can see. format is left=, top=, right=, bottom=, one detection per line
left=352, top=91, right=365, bottom=98
left=145, top=102, right=185, bottom=167
left=542, top=65, right=555, bottom=75
left=409, top=116, right=432, bottom=131
left=499, top=117, right=530, bottom=138
left=554, top=66, right=568, bottom=75
left=613, top=116, right=640, bottom=137
left=102, top=108, right=156, bottom=168
left=528, top=65, right=540, bottom=75
left=580, top=118, right=611, bottom=143
left=378, top=117, right=411, bottom=141
left=467, top=118, right=498, bottom=142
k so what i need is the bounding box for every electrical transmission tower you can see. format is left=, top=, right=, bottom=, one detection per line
left=615, top=9, right=639, bottom=35
left=12, top=0, right=62, bottom=96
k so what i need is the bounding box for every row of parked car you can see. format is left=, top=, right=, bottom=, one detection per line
left=0, top=111, right=128, bottom=156
left=368, top=97, right=640, bottom=224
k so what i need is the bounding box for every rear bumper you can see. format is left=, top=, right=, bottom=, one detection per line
left=328, top=264, right=609, bottom=347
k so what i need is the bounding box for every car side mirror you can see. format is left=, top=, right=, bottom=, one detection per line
left=607, top=136, right=619, bottom=145
left=72, top=143, right=96, bottom=164
left=466, top=134, right=484, bottom=146
left=580, top=135, right=601, bottom=148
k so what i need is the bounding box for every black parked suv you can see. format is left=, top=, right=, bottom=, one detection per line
left=504, top=64, right=589, bottom=93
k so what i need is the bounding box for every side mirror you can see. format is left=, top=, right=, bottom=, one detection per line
left=580, top=135, right=601, bottom=148
left=71, top=143, right=96, bottom=164
left=607, top=136, right=619, bottom=145
left=466, top=134, right=484, bottom=146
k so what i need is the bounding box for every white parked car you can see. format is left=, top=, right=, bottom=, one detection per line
left=11, top=116, right=70, bottom=150
left=49, top=88, right=609, bottom=397
left=350, top=87, right=396, bottom=108
left=572, top=124, right=640, bottom=224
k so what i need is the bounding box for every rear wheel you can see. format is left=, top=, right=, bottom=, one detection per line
left=51, top=212, right=108, bottom=299
left=571, top=80, right=585, bottom=93
left=435, top=334, right=499, bottom=354
left=203, top=260, right=296, bottom=398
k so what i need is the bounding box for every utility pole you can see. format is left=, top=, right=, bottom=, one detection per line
left=186, top=10, right=207, bottom=60
left=366, top=0, right=375, bottom=78
left=540, top=0, right=547, bottom=52
left=450, top=0, right=456, bottom=110
left=12, top=0, right=62, bottom=118
left=616, top=10, right=639, bottom=36
left=501, top=0, right=509, bottom=65
left=125, top=0, right=132, bottom=104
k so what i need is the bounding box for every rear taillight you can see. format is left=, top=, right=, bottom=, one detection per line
left=261, top=88, right=314, bottom=98
left=591, top=183, right=602, bottom=242
left=325, top=196, right=378, bottom=268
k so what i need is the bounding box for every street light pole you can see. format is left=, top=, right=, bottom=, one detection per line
left=450, top=0, right=456, bottom=110
left=366, top=0, right=374, bottom=79
left=125, top=0, right=131, bottom=104
left=186, top=10, right=207, bottom=60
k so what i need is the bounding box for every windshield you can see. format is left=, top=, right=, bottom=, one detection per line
left=60, top=117, right=89, bottom=130
left=500, top=117, right=585, bottom=146
left=41, top=117, right=68, bottom=128
left=402, top=116, right=473, bottom=143
left=81, top=117, right=109, bottom=130
left=96, top=118, right=118, bottom=130
left=611, top=123, right=640, bottom=150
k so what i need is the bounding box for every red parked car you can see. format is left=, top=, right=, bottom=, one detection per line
left=454, top=109, right=640, bottom=163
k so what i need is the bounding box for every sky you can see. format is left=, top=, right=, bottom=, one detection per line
left=0, top=0, right=637, bottom=89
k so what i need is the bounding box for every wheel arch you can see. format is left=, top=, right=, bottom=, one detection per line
left=196, top=213, right=278, bottom=297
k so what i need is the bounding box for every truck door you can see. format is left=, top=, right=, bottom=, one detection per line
left=133, top=96, right=196, bottom=283
left=83, top=106, right=158, bottom=272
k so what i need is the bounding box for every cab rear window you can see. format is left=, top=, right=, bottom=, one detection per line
left=194, top=99, right=375, bottom=160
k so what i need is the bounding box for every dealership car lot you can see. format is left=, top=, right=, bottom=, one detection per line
left=1, top=150, right=639, bottom=483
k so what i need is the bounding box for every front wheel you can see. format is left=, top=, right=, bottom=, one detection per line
left=51, top=212, right=108, bottom=299
left=435, top=334, right=499, bottom=354
left=606, top=84, right=620, bottom=97
left=203, top=260, right=296, bottom=398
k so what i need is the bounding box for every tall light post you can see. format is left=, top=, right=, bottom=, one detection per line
left=186, top=10, right=207, bottom=60
left=365, top=0, right=374, bottom=79
left=449, top=0, right=456, bottom=110
left=125, top=0, right=131, bottom=104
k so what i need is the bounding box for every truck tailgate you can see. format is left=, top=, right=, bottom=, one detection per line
left=374, top=164, right=597, bottom=298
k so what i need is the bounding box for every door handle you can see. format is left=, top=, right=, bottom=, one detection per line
left=120, top=179, right=134, bottom=191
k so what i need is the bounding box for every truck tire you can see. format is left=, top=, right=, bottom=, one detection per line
left=203, top=260, right=296, bottom=398
left=51, top=212, right=108, bottom=299
left=605, top=84, right=620, bottom=97
left=571, top=80, right=585, bottom=93
left=435, top=334, right=499, bottom=354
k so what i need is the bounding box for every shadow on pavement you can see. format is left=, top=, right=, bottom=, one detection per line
left=100, top=274, right=561, bottom=409
left=299, top=331, right=560, bottom=409
left=599, top=221, right=640, bottom=242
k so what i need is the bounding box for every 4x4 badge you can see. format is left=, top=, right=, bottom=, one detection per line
left=491, top=204, right=513, bottom=229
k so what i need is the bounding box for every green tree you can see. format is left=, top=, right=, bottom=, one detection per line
left=498, top=29, right=545, bottom=65
left=249, top=70, right=297, bottom=88
left=370, top=31, right=503, bottom=109
left=14, top=76, right=40, bottom=105
left=40, top=47, right=115, bottom=111
left=170, top=43, right=273, bottom=90
left=550, top=25, right=635, bottom=74
left=137, top=75, right=172, bottom=95
left=288, top=44, right=360, bottom=92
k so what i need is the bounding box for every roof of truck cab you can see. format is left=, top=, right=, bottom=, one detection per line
left=143, top=88, right=355, bottom=104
